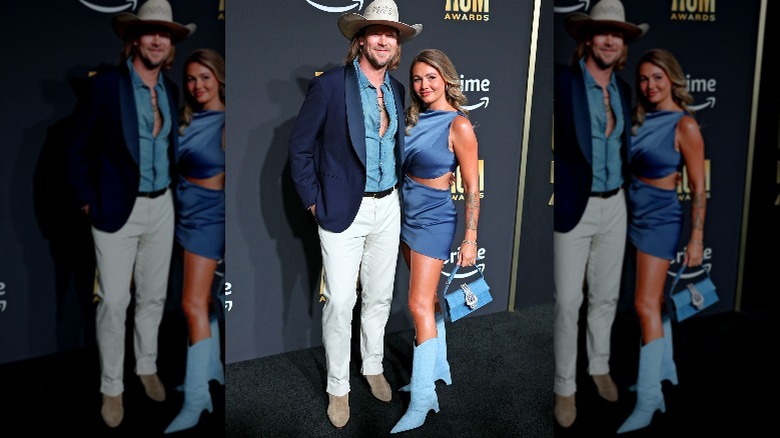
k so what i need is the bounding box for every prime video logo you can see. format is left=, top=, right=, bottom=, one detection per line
left=307, top=0, right=364, bottom=13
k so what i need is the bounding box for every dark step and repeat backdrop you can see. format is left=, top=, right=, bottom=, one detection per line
left=225, top=0, right=553, bottom=364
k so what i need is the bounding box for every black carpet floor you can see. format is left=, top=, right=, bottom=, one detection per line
left=225, top=303, right=778, bottom=437
left=226, top=304, right=555, bottom=438
left=1, top=302, right=775, bottom=436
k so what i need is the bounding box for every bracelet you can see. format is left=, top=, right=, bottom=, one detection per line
left=461, top=240, right=477, bottom=246
left=689, top=239, right=704, bottom=246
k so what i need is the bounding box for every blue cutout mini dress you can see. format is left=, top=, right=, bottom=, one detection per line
left=627, top=110, right=687, bottom=260
left=175, top=110, right=225, bottom=261
left=401, top=109, right=461, bottom=261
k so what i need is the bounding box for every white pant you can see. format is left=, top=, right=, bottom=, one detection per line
left=553, top=190, right=627, bottom=396
left=318, top=191, right=401, bottom=396
left=91, top=191, right=174, bottom=396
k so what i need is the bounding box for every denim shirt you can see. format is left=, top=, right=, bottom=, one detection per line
left=580, top=57, right=624, bottom=192
left=128, top=57, right=172, bottom=192
left=354, top=58, right=398, bottom=192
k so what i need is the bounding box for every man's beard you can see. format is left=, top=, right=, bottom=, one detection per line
left=362, top=45, right=395, bottom=69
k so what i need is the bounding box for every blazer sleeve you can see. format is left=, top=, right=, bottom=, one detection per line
left=288, top=75, right=327, bottom=210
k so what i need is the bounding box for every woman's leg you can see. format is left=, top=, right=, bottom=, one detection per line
left=617, top=250, right=670, bottom=434
left=165, top=249, right=218, bottom=434
left=181, top=250, right=218, bottom=344
left=634, top=251, right=669, bottom=345
left=407, top=250, right=444, bottom=344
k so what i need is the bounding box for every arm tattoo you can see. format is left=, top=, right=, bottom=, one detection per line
left=465, top=192, right=480, bottom=230
left=691, top=192, right=705, bottom=209
left=691, top=192, right=705, bottom=231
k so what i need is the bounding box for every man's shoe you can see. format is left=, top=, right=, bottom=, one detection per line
left=327, top=393, right=349, bottom=428
left=554, top=393, right=576, bottom=428
left=101, top=393, right=124, bottom=428
left=593, top=373, right=618, bottom=402
left=140, top=373, right=166, bottom=402
left=366, top=373, right=392, bottom=402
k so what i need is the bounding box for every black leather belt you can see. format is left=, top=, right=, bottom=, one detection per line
left=137, top=188, right=167, bottom=199
left=364, top=187, right=394, bottom=199
left=590, top=188, right=620, bottom=199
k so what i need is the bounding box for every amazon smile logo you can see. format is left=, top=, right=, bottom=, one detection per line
left=443, top=247, right=488, bottom=281
left=553, top=0, right=590, bottom=15
left=460, top=74, right=491, bottom=112
left=686, top=74, right=717, bottom=112
left=306, top=0, right=363, bottom=13
left=79, top=0, right=137, bottom=13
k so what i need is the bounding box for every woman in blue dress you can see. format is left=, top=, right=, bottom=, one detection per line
left=618, top=48, right=706, bottom=434
left=165, top=48, right=225, bottom=434
left=391, top=49, right=480, bottom=434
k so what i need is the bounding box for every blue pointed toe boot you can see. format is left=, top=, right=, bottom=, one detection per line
left=391, top=338, right=440, bottom=434
left=165, top=339, right=214, bottom=434
left=628, top=317, right=679, bottom=392
left=617, top=339, right=666, bottom=434
left=208, top=316, right=225, bottom=386
left=660, top=316, right=679, bottom=386
left=400, top=313, right=451, bottom=392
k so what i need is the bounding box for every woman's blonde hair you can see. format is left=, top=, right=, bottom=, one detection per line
left=179, top=48, right=226, bottom=135
left=632, top=48, right=695, bottom=134
left=405, top=49, right=469, bottom=135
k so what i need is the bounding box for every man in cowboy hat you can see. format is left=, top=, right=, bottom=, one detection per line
left=553, top=0, right=648, bottom=428
left=65, top=0, right=195, bottom=428
left=288, top=0, right=422, bottom=429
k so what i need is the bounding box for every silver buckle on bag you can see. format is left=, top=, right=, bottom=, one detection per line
left=461, top=283, right=478, bottom=310
left=687, top=283, right=705, bottom=308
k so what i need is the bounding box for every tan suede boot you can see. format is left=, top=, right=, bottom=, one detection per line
left=366, top=373, right=392, bottom=402
left=327, top=393, right=349, bottom=428
left=140, top=373, right=166, bottom=402
left=101, top=393, right=124, bottom=428
left=554, top=393, right=576, bottom=428
left=592, top=373, right=618, bottom=402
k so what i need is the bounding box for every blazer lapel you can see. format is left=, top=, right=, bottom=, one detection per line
left=345, top=64, right=367, bottom=167
left=571, top=66, right=593, bottom=165
left=119, top=67, right=140, bottom=164
left=391, top=78, right=405, bottom=179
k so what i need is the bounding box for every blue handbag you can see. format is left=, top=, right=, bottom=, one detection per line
left=443, top=264, right=492, bottom=322
left=668, top=264, right=719, bottom=322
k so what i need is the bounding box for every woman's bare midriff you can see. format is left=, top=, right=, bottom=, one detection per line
left=409, top=172, right=452, bottom=190
left=637, top=172, right=679, bottom=191
left=186, top=172, right=225, bottom=190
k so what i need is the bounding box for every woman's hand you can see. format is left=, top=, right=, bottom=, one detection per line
left=684, top=240, right=704, bottom=267
left=458, top=240, right=477, bottom=266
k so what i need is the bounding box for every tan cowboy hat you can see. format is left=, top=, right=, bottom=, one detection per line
left=337, top=0, right=422, bottom=44
left=112, top=0, right=197, bottom=43
left=565, top=0, right=648, bottom=43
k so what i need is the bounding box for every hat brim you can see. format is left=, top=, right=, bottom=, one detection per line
left=337, top=13, right=422, bottom=44
left=112, top=13, right=196, bottom=43
left=565, top=13, right=648, bottom=43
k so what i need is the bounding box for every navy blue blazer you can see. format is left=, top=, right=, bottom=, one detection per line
left=66, top=62, right=179, bottom=233
left=288, top=63, right=406, bottom=233
left=553, top=62, right=631, bottom=233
